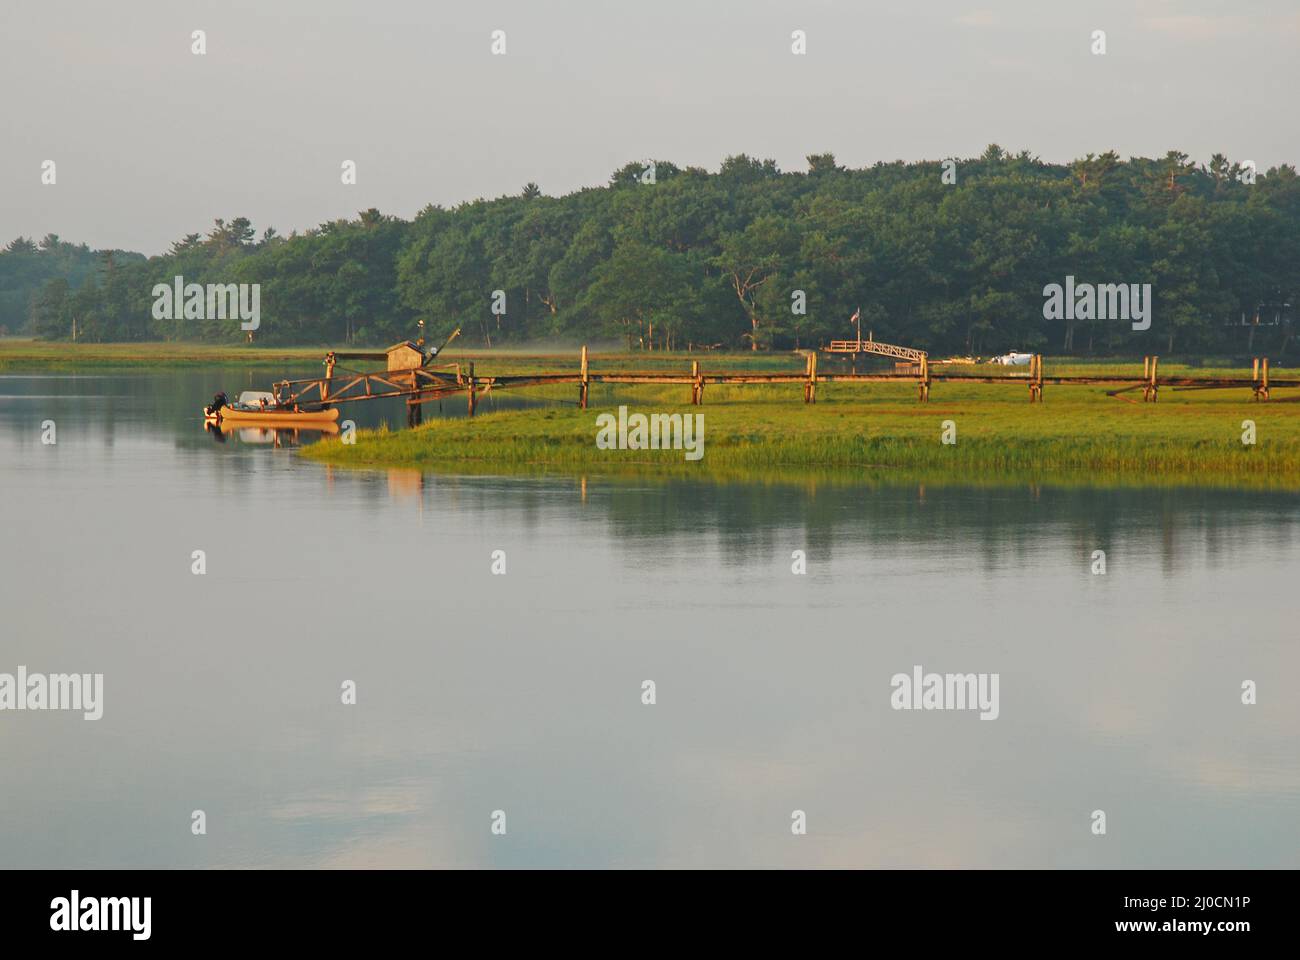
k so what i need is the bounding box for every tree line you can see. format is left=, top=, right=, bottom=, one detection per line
left=4, top=146, right=1298, bottom=356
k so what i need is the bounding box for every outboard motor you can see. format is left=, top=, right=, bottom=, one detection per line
left=205, top=391, right=228, bottom=416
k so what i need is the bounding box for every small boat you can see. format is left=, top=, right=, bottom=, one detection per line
left=988, top=352, right=1033, bottom=366
left=202, top=391, right=340, bottom=425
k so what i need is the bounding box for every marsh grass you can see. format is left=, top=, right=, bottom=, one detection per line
left=3, top=340, right=1281, bottom=380
left=0, top=340, right=328, bottom=369
left=7, top=341, right=1295, bottom=488
left=304, top=377, right=1300, bottom=490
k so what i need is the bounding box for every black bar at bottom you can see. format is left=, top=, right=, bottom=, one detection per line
left=0, top=869, right=1283, bottom=946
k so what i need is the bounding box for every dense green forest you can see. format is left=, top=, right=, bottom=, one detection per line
left=0, top=237, right=144, bottom=338
left=4, top=146, right=1298, bottom=356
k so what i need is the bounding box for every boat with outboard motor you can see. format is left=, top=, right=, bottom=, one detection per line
left=202, top=391, right=340, bottom=426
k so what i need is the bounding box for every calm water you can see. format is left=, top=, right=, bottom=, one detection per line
left=1, top=367, right=1297, bottom=868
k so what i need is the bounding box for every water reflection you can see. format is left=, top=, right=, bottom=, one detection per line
left=386, top=469, right=424, bottom=502
left=0, top=367, right=1297, bottom=868
left=206, top=422, right=341, bottom=446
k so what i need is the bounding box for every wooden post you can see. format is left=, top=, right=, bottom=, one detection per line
left=1259, top=357, right=1270, bottom=401
left=691, top=360, right=700, bottom=405
left=467, top=361, right=477, bottom=416
left=1028, top=354, right=1043, bottom=403
left=1145, top=355, right=1159, bottom=402
left=579, top=345, right=589, bottom=409
left=1143, top=355, right=1150, bottom=380
left=1252, top=357, right=1260, bottom=382
left=322, top=352, right=336, bottom=402
left=804, top=352, right=817, bottom=403
left=918, top=354, right=930, bottom=402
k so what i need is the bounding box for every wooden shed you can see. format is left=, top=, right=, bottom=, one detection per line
left=385, top=341, right=425, bottom=372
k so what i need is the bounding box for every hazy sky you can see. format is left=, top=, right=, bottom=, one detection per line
left=3, top=0, right=1298, bottom=254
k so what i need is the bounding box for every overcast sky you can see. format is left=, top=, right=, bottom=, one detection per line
left=3, top=0, right=1298, bottom=254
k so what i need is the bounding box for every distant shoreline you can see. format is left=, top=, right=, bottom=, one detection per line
left=0, top=340, right=330, bottom=367
left=3, top=339, right=1293, bottom=369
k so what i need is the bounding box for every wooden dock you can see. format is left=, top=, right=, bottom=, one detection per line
left=271, top=347, right=1296, bottom=423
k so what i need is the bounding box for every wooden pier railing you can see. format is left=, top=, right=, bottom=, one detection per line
left=270, top=348, right=1295, bottom=420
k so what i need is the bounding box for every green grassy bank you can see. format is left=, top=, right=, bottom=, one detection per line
left=0, top=340, right=810, bottom=372
left=0, top=339, right=332, bottom=368
left=300, top=378, right=1300, bottom=490
left=7, top=341, right=1295, bottom=488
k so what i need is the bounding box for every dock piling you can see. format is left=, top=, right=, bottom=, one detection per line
left=1255, top=357, right=1271, bottom=401
left=1143, top=355, right=1159, bottom=402
left=322, top=352, right=335, bottom=402
left=579, top=345, right=589, bottom=409
left=1028, top=354, right=1044, bottom=402
left=804, top=352, right=818, bottom=403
